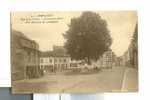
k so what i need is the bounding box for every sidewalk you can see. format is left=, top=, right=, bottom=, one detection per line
left=121, top=67, right=138, bottom=92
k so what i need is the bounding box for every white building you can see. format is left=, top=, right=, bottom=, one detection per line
left=92, top=49, right=116, bottom=69
left=40, top=51, right=54, bottom=73
left=40, top=46, right=116, bottom=73
left=40, top=50, right=71, bottom=73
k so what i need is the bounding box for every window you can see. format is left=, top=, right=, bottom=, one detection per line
left=64, top=59, right=66, bottom=62
left=40, top=65, right=43, bottom=69
left=59, top=59, right=62, bottom=63
left=49, top=59, right=52, bottom=63
left=40, top=59, right=43, bottom=63
left=54, top=59, right=57, bottom=62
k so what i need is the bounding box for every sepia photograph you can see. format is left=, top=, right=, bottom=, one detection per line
left=11, top=11, right=138, bottom=93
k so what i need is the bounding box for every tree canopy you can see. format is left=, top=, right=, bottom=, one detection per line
left=63, top=12, right=112, bottom=64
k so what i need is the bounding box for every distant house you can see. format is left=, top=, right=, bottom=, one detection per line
left=40, top=46, right=71, bottom=73
left=92, top=49, right=117, bottom=68
left=40, top=46, right=118, bottom=73
left=121, top=41, right=138, bottom=68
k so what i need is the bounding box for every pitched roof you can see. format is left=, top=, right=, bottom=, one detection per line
left=40, top=47, right=70, bottom=57
left=39, top=51, right=54, bottom=57
left=12, top=30, right=29, bottom=40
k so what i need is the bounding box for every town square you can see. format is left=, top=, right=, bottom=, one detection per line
left=11, top=11, right=138, bottom=93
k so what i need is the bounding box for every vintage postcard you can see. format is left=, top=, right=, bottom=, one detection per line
left=11, top=11, right=138, bottom=93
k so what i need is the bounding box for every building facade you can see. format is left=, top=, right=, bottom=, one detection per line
left=11, top=30, right=41, bottom=80
left=40, top=46, right=72, bottom=73
left=39, top=52, right=54, bottom=73
left=120, top=24, right=138, bottom=69
left=40, top=46, right=118, bottom=73
left=92, top=49, right=116, bottom=69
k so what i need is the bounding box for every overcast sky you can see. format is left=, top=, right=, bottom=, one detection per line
left=11, top=11, right=137, bottom=57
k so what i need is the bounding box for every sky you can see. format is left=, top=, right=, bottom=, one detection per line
left=11, top=11, right=137, bottom=57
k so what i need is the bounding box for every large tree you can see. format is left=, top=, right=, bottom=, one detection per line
left=63, top=12, right=112, bottom=64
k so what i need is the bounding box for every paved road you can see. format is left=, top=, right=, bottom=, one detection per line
left=121, top=68, right=138, bottom=92
left=12, top=67, right=138, bottom=93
